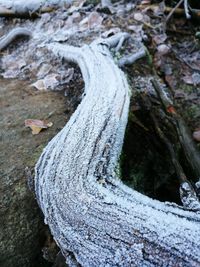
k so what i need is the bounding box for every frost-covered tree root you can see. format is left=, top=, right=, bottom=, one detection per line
left=0, top=0, right=71, bottom=17
left=35, top=34, right=200, bottom=267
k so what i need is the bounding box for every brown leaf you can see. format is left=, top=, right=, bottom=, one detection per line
left=152, top=34, right=167, bottom=45
left=193, top=129, right=200, bottom=142
left=25, top=119, right=53, bottom=135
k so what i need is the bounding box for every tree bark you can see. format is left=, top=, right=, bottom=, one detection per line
left=35, top=35, right=200, bottom=266
left=0, top=0, right=72, bottom=17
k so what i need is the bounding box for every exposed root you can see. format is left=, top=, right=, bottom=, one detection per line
left=0, top=27, right=31, bottom=51
left=35, top=35, right=200, bottom=266
left=0, top=0, right=70, bottom=17
left=180, top=182, right=200, bottom=211
left=184, top=0, right=191, bottom=19
left=118, top=48, right=146, bottom=67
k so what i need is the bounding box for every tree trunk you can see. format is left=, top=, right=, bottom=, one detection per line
left=35, top=35, right=200, bottom=266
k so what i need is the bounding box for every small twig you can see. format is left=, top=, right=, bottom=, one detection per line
left=151, top=111, right=187, bottom=183
left=139, top=4, right=185, bottom=16
left=145, top=92, right=200, bottom=210
left=115, top=35, right=126, bottom=52
left=151, top=78, right=173, bottom=111
left=166, top=0, right=184, bottom=23
left=118, top=48, right=146, bottom=67
left=0, top=27, right=32, bottom=51
left=166, top=28, right=192, bottom=35
left=184, top=0, right=191, bottom=19
left=99, top=32, right=130, bottom=49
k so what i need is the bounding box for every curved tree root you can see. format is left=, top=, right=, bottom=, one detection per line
left=0, top=27, right=32, bottom=51
left=0, top=0, right=71, bottom=17
left=35, top=35, right=200, bottom=266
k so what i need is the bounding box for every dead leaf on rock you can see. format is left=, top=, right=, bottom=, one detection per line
left=25, top=119, right=53, bottom=135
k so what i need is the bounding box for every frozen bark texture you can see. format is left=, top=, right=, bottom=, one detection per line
left=0, top=0, right=72, bottom=16
left=0, top=27, right=31, bottom=50
left=35, top=37, right=200, bottom=266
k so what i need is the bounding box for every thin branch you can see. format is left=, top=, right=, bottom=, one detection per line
left=166, top=0, right=184, bottom=23
left=118, top=48, right=146, bottom=67
left=0, top=27, right=32, bottom=51
left=184, top=0, right=191, bottom=19
left=102, top=32, right=130, bottom=48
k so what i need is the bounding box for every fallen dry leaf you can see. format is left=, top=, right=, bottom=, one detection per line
left=192, top=73, right=200, bottom=85
left=182, top=75, right=193, bottom=85
left=167, top=106, right=176, bottom=114
left=152, top=34, right=167, bottom=45
left=32, top=73, right=59, bottom=91
left=32, top=79, right=46, bottom=91
left=193, top=129, right=200, bottom=142
left=25, top=119, right=53, bottom=135
left=134, top=12, right=144, bottom=22
left=157, top=44, right=171, bottom=56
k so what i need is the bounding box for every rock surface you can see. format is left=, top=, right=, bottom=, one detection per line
left=0, top=78, right=78, bottom=267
